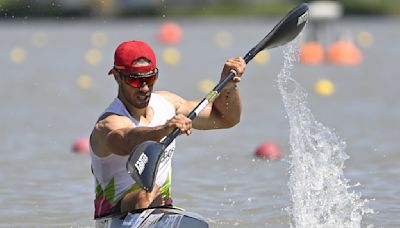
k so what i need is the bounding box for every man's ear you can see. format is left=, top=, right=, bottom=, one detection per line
left=112, top=72, right=123, bottom=85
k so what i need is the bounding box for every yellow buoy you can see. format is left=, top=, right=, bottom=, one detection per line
left=253, top=50, right=270, bottom=64
left=85, top=49, right=103, bottom=65
left=32, top=32, right=48, bottom=48
left=9, top=47, right=27, bottom=64
left=91, top=31, right=108, bottom=48
left=162, top=48, right=181, bottom=65
left=314, top=79, right=335, bottom=96
left=76, top=74, right=93, bottom=89
left=357, top=31, right=374, bottom=48
left=215, top=31, right=233, bottom=48
left=197, top=79, right=215, bottom=94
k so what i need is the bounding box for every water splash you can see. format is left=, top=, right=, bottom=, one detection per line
left=277, top=44, right=372, bottom=228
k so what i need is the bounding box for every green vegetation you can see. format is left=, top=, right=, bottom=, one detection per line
left=1, top=0, right=400, bottom=18
left=165, top=2, right=298, bottom=17
left=167, top=0, right=400, bottom=16
left=338, top=0, right=400, bottom=15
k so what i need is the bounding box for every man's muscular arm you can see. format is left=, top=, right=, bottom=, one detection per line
left=90, top=113, right=192, bottom=157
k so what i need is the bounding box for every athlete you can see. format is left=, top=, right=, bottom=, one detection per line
left=90, top=40, right=246, bottom=218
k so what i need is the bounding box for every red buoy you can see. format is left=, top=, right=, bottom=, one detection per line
left=255, top=142, right=282, bottom=160
left=158, top=22, right=183, bottom=45
left=72, top=137, right=90, bottom=154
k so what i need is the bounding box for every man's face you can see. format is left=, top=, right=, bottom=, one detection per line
left=117, top=60, right=158, bottom=109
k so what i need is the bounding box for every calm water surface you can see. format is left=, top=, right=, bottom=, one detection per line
left=0, top=17, right=399, bottom=227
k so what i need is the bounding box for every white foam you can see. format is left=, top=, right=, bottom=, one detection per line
left=277, top=43, right=373, bottom=228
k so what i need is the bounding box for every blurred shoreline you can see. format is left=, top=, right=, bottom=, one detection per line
left=1, top=0, right=400, bottom=19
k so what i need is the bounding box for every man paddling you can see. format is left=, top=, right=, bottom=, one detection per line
left=89, top=40, right=246, bottom=218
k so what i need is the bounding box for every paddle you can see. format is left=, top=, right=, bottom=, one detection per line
left=127, top=3, right=309, bottom=192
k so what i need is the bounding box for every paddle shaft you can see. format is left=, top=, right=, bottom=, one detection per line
left=161, top=51, right=257, bottom=147
left=161, top=3, right=309, bottom=147
left=126, top=3, right=309, bottom=193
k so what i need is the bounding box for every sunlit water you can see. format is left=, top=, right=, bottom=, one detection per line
left=1, top=18, right=400, bottom=228
left=277, top=44, right=373, bottom=227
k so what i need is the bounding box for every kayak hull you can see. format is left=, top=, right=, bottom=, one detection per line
left=95, top=208, right=208, bottom=228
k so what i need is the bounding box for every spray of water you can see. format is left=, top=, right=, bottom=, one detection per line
left=276, top=43, right=372, bottom=228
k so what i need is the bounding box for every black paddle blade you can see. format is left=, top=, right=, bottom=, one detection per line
left=261, top=3, right=309, bottom=50
left=126, top=141, right=165, bottom=192
left=245, top=3, right=309, bottom=63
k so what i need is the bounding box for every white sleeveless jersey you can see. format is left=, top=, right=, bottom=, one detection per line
left=90, top=93, right=176, bottom=205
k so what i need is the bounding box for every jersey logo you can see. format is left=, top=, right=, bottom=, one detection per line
left=135, top=153, right=148, bottom=175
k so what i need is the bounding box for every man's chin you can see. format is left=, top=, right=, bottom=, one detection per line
left=134, top=102, right=149, bottom=109
left=134, top=98, right=150, bottom=109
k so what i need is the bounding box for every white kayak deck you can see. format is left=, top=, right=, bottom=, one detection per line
left=95, top=207, right=208, bottom=228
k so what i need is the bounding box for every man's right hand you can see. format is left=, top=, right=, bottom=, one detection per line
left=120, top=185, right=163, bottom=213
left=164, top=114, right=192, bottom=135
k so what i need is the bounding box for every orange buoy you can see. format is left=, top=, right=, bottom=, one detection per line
left=299, top=41, right=325, bottom=65
left=158, top=22, right=183, bottom=45
left=255, top=142, right=282, bottom=160
left=327, top=40, right=362, bottom=65
left=72, top=137, right=90, bottom=154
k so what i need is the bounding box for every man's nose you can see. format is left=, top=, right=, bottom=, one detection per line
left=139, top=82, right=150, bottom=92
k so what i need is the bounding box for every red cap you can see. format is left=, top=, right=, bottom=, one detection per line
left=109, top=40, right=157, bottom=75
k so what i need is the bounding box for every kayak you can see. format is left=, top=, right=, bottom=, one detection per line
left=95, top=207, right=209, bottom=228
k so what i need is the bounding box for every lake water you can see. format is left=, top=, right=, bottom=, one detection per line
left=0, top=17, right=399, bottom=227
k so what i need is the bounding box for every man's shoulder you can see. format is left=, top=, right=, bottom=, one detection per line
left=91, top=113, right=133, bottom=157
left=95, top=113, right=132, bottom=131
left=154, top=90, right=175, bottom=98
left=154, top=90, right=185, bottom=110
